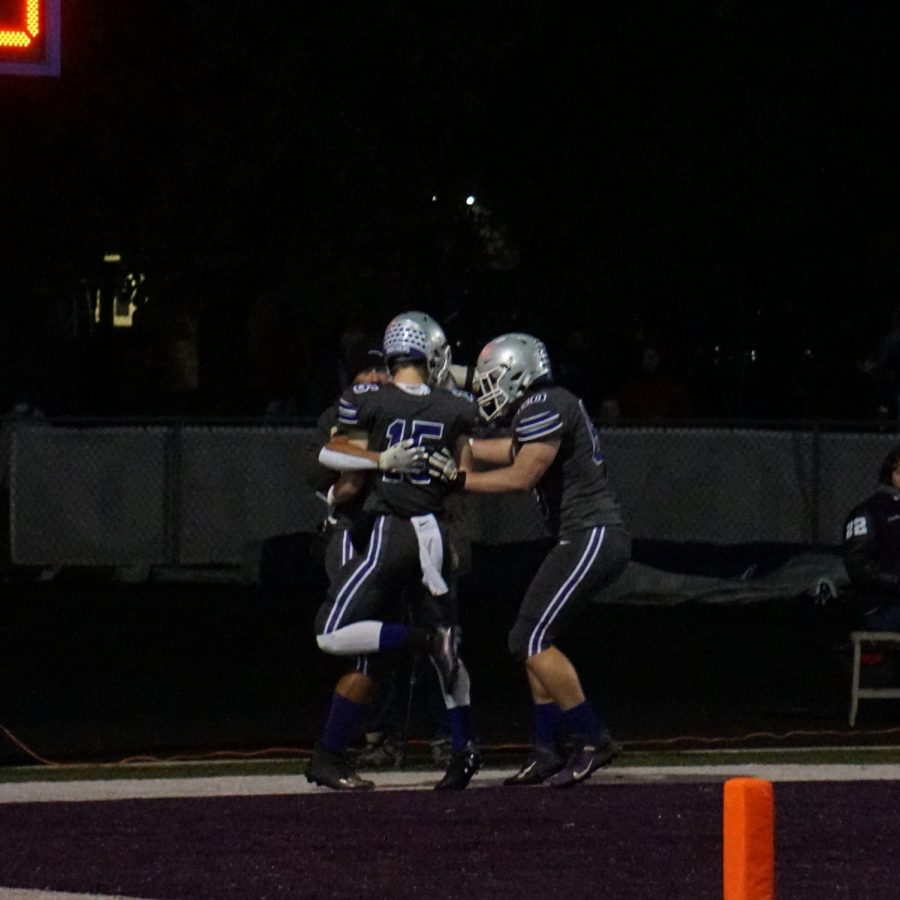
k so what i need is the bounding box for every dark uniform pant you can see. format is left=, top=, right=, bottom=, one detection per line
left=323, top=522, right=357, bottom=589
left=315, top=514, right=456, bottom=639
left=509, top=524, right=631, bottom=660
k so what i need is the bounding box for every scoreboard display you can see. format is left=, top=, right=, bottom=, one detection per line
left=0, top=0, right=60, bottom=76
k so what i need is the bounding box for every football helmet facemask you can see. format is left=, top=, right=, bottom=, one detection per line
left=474, top=333, right=552, bottom=422
left=383, top=311, right=451, bottom=387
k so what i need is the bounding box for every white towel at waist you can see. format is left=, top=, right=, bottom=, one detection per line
left=411, top=513, right=448, bottom=596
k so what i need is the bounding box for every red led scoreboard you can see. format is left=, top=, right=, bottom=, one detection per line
left=0, top=0, right=60, bottom=76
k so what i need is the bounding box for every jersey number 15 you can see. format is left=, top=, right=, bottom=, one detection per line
left=383, top=419, right=445, bottom=485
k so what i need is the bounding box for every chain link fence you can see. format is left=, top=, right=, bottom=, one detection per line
left=7, top=419, right=899, bottom=568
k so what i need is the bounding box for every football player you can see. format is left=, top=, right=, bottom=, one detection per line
left=843, top=443, right=900, bottom=632
left=306, top=314, right=481, bottom=791
left=349, top=312, right=474, bottom=769
left=308, top=347, right=424, bottom=772
left=381, top=311, right=477, bottom=576
left=429, top=332, right=632, bottom=787
left=307, top=348, right=390, bottom=586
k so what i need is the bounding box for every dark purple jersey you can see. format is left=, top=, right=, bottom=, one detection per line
left=511, top=385, right=624, bottom=535
left=337, top=381, right=478, bottom=518
left=844, top=486, right=900, bottom=598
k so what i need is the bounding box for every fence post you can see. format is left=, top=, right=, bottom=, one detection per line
left=163, top=423, right=183, bottom=566
left=810, top=421, right=821, bottom=546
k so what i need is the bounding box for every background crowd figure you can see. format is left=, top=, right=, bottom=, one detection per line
left=4, top=280, right=900, bottom=429
left=247, top=296, right=900, bottom=428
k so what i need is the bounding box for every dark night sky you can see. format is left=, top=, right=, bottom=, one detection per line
left=2, top=1, right=900, bottom=418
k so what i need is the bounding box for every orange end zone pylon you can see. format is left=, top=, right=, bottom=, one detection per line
left=723, top=777, right=775, bottom=900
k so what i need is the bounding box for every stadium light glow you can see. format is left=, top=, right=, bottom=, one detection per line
left=0, top=0, right=60, bottom=76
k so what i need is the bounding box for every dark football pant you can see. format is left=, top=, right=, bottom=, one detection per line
left=509, top=524, right=631, bottom=660
left=324, top=523, right=357, bottom=588
left=322, top=524, right=377, bottom=676
left=315, top=514, right=456, bottom=640
left=317, top=513, right=471, bottom=725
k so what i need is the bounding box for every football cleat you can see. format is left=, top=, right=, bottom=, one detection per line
left=428, top=625, right=460, bottom=691
left=429, top=737, right=452, bottom=768
left=306, top=743, right=375, bottom=791
left=434, top=741, right=482, bottom=790
left=503, top=745, right=564, bottom=786
left=355, top=733, right=404, bottom=770
left=548, top=736, right=619, bottom=788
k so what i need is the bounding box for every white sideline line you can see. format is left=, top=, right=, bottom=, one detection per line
left=3, top=764, right=900, bottom=804
left=0, top=890, right=152, bottom=900
left=603, top=764, right=900, bottom=782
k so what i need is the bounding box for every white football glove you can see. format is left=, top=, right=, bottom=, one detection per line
left=378, top=438, right=428, bottom=473
left=427, top=448, right=463, bottom=486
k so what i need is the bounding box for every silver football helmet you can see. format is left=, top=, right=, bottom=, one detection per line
left=474, top=333, right=553, bottom=421
left=383, top=311, right=452, bottom=387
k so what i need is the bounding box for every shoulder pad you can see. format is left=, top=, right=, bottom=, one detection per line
left=448, top=386, right=474, bottom=402
left=351, top=383, right=381, bottom=395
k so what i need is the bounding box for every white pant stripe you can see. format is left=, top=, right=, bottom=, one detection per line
left=325, top=516, right=385, bottom=634
left=342, top=529, right=354, bottom=565
left=527, top=526, right=605, bottom=657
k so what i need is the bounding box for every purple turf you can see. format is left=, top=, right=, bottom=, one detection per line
left=0, top=781, right=897, bottom=899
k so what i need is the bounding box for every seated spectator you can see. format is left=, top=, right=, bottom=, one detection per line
left=843, top=444, right=900, bottom=631
left=300, top=325, right=371, bottom=419
left=862, top=304, right=900, bottom=421
left=617, top=345, right=693, bottom=422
